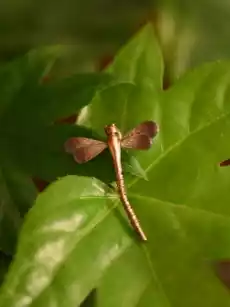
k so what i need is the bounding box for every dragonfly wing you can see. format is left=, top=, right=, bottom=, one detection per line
left=121, top=121, right=158, bottom=150
left=64, top=137, right=107, bottom=163
left=121, top=134, right=152, bottom=150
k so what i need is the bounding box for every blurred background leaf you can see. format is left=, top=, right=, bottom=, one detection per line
left=1, top=0, right=230, bottom=84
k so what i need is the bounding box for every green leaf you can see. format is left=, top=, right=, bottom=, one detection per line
left=106, top=24, right=164, bottom=90
left=0, top=48, right=112, bottom=130
left=134, top=60, right=230, bottom=208
left=0, top=167, right=37, bottom=254
left=1, top=173, right=230, bottom=306
left=78, top=24, right=163, bottom=130
left=0, top=47, right=59, bottom=121
left=0, top=48, right=113, bottom=181
left=77, top=25, right=163, bottom=180
left=3, top=28, right=230, bottom=307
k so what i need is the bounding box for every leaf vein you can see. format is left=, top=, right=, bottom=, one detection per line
left=130, top=109, right=230, bottom=188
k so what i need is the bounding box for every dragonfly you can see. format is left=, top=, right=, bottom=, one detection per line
left=64, top=121, right=158, bottom=241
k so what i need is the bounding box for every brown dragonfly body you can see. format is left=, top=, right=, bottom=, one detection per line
left=64, top=121, right=158, bottom=241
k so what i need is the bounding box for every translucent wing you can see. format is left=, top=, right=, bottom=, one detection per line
left=64, top=137, right=107, bottom=164
left=121, top=121, right=158, bottom=150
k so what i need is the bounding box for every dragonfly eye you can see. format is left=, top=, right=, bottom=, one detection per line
left=114, top=131, right=122, bottom=139
left=104, top=125, right=110, bottom=134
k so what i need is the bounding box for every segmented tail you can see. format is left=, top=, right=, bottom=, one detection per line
left=116, top=175, right=147, bottom=241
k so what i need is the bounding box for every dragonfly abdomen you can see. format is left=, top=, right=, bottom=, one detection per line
left=116, top=175, right=147, bottom=241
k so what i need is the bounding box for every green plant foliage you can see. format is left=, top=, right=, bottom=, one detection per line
left=0, top=167, right=37, bottom=254
left=0, top=252, right=11, bottom=286
left=1, top=24, right=230, bottom=307
left=0, top=47, right=114, bottom=181
left=0, top=48, right=113, bottom=255
left=106, top=23, right=163, bottom=89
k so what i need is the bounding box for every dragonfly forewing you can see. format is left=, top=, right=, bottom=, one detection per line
left=121, top=121, right=158, bottom=150
left=64, top=137, right=107, bottom=163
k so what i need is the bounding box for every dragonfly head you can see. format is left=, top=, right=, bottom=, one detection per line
left=104, top=124, right=122, bottom=139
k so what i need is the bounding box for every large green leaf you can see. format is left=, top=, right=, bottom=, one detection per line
left=0, top=172, right=230, bottom=307
left=2, top=25, right=230, bottom=307
left=77, top=25, right=163, bottom=179
left=78, top=24, right=163, bottom=130
left=106, top=24, right=163, bottom=89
